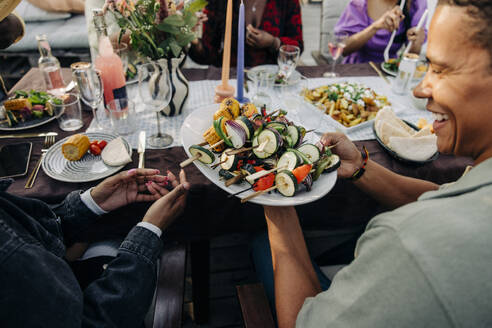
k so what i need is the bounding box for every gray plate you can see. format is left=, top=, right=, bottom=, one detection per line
left=42, top=132, right=132, bottom=183
left=0, top=105, right=57, bottom=131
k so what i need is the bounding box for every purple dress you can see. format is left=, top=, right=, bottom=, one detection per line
left=335, top=0, right=427, bottom=63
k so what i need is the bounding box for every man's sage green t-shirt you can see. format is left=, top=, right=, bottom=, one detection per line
left=297, top=158, right=492, bottom=327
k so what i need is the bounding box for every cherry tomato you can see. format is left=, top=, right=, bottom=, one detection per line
left=98, top=140, right=108, bottom=150
left=90, top=140, right=99, bottom=147
left=90, top=144, right=102, bottom=156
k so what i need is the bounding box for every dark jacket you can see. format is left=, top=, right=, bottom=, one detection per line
left=0, top=179, right=163, bottom=327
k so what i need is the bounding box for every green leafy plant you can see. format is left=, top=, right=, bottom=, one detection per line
left=109, top=0, right=207, bottom=60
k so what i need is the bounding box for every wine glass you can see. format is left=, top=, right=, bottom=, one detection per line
left=72, top=65, right=104, bottom=130
left=323, top=32, right=348, bottom=78
left=277, top=45, right=300, bottom=82
left=138, top=62, right=173, bottom=148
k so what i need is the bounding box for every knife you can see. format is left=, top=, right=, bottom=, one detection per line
left=138, top=131, right=146, bottom=169
left=0, top=132, right=58, bottom=139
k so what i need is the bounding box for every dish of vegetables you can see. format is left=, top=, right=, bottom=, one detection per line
left=180, top=99, right=338, bottom=206
left=303, top=82, right=391, bottom=129
left=0, top=90, right=60, bottom=131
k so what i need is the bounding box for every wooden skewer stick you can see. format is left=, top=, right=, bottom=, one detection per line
left=228, top=185, right=254, bottom=198
left=180, top=153, right=201, bottom=168
left=225, top=173, right=245, bottom=187
left=209, top=139, right=224, bottom=149
left=197, top=141, right=208, bottom=146
left=211, top=159, right=228, bottom=169
left=241, top=185, right=278, bottom=203
left=327, top=142, right=340, bottom=150
left=225, top=139, right=268, bottom=156
left=255, top=139, right=269, bottom=153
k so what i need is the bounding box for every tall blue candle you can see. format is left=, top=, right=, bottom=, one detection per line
left=236, top=0, right=245, bottom=102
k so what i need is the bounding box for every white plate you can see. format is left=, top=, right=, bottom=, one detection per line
left=302, top=99, right=375, bottom=133
left=180, top=104, right=337, bottom=206
left=0, top=105, right=57, bottom=131
left=42, top=132, right=132, bottom=183
left=247, top=65, right=301, bottom=86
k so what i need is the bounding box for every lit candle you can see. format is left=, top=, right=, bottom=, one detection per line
left=221, top=0, right=233, bottom=86
left=236, top=0, right=245, bottom=102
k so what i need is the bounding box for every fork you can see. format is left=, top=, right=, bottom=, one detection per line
left=25, top=135, right=56, bottom=189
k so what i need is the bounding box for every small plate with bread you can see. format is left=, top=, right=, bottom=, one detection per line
left=42, top=132, right=132, bottom=183
left=373, top=108, right=438, bottom=164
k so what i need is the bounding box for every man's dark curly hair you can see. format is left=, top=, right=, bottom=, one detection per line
left=438, top=0, right=492, bottom=63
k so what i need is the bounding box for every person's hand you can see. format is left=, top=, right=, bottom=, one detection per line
left=320, top=132, right=363, bottom=179
left=406, top=27, right=426, bottom=47
left=372, top=6, right=404, bottom=32
left=246, top=24, right=279, bottom=49
left=142, top=169, right=190, bottom=230
left=90, top=168, right=169, bottom=212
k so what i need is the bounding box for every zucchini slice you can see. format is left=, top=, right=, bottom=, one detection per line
left=275, top=170, right=298, bottom=197
left=220, top=151, right=239, bottom=171
left=277, top=151, right=301, bottom=171
left=235, top=116, right=255, bottom=140
left=325, top=154, right=341, bottom=173
left=266, top=121, right=287, bottom=133
left=213, top=117, right=233, bottom=147
left=289, top=148, right=312, bottom=165
left=189, top=145, right=215, bottom=164
left=252, top=129, right=279, bottom=159
left=286, top=125, right=299, bottom=148
left=297, top=144, right=321, bottom=163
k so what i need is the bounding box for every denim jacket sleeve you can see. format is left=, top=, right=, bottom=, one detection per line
left=83, top=226, right=163, bottom=327
left=50, top=190, right=100, bottom=246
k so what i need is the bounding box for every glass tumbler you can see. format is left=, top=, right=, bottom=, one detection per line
left=49, top=93, right=83, bottom=131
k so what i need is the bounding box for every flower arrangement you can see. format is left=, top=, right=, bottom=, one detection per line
left=106, top=0, right=207, bottom=60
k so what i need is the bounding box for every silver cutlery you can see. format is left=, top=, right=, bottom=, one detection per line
left=137, top=131, right=146, bottom=169
left=25, top=134, right=56, bottom=189
left=0, top=132, right=58, bottom=139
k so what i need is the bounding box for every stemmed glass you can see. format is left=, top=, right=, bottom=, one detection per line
left=138, top=62, right=173, bottom=148
left=323, top=32, right=348, bottom=78
left=72, top=65, right=104, bottom=130
left=277, top=45, right=300, bottom=81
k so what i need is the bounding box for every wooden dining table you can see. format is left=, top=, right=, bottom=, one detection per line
left=1, top=64, right=473, bottom=243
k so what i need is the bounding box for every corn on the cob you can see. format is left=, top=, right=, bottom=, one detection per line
left=62, top=134, right=90, bottom=161
left=4, top=98, right=31, bottom=111
left=203, top=126, right=225, bottom=152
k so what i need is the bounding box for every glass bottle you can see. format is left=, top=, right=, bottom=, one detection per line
left=92, top=9, right=127, bottom=106
left=36, top=34, right=65, bottom=96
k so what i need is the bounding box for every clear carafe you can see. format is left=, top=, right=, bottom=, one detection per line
left=37, top=34, right=65, bottom=96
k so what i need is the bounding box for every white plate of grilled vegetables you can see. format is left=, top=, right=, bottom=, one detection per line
left=180, top=98, right=338, bottom=206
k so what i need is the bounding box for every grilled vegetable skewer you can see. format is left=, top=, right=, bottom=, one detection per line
left=180, top=145, right=216, bottom=167
left=241, top=185, right=277, bottom=203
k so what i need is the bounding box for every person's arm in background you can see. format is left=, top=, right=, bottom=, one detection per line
left=406, top=0, right=428, bottom=54
left=321, top=133, right=438, bottom=209
left=263, top=206, right=321, bottom=328
left=246, top=0, right=303, bottom=53
left=341, top=5, right=404, bottom=56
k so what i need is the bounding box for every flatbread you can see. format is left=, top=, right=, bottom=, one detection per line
left=377, top=121, right=413, bottom=145
left=388, top=135, right=438, bottom=161
left=375, top=107, right=415, bottom=136
left=413, top=125, right=432, bottom=137
left=101, top=137, right=132, bottom=167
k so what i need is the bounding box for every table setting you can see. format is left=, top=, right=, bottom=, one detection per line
left=0, top=0, right=473, bottom=235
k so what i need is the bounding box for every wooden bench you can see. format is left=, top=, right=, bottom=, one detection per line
left=236, top=283, right=276, bottom=328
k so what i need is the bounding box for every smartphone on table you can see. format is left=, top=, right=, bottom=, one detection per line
left=0, top=142, right=32, bottom=179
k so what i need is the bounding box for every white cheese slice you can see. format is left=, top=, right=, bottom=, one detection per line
left=101, top=137, right=132, bottom=167
left=388, top=135, right=438, bottom=161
